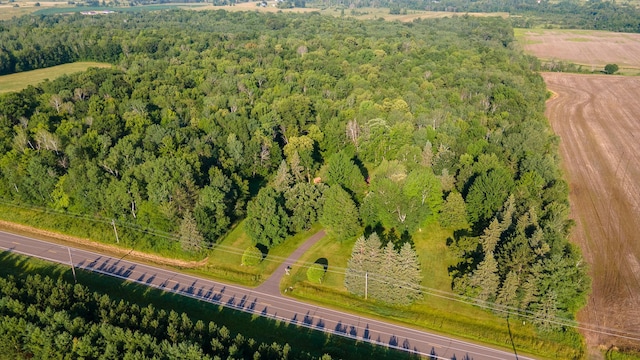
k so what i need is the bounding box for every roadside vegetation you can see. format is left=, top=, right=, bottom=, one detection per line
left=0, top=8, right=593, bottom=359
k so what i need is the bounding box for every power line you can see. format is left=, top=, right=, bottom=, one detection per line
left=1, top=200, right=640, bottom=342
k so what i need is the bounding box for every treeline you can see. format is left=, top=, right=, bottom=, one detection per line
left=0, top=10, right=588, bottom=327
left=309, top=0, right=640, bottom=33
left=0, top=273, right=325, bottom=359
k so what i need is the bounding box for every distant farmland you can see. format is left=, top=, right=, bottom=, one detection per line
left=516, top=28, right=640, bottom=75
left=0, top=62, right=112, bottom=94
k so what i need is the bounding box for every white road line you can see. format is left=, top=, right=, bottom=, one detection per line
left=0, top=233, right=532, bottom=360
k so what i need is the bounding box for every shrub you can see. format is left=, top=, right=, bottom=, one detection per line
left=241, top=246, right=263, bottom=266
left=604, top=63, right=619, bottom=74
left=307, top=263, right=325, bottom=283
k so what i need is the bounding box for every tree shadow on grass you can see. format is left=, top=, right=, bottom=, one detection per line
left=255, top=243, right=269, bottom=260
left=314, top=257, right=328, bottom=271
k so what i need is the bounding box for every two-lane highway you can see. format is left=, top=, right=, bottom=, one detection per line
left=0, top=230, right=532, bottom=360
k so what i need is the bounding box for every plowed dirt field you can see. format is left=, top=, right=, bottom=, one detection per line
left=543, top=72, right=640, bottom=353
left=518, top=29, right=640, bottom=73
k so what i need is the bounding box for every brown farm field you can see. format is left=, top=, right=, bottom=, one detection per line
left=516, top=29, right=640, bottom=74
left=543, top=72, right=640, bottom=354
left=200, top=2, right=508, bottom=21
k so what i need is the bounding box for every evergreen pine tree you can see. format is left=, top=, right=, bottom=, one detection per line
left=179, top=210, right=204, bottom=252
left=479, top=218, right=502, bottom=254
left=288, top=151, right=304, bottom=183
left=534, top=291, right=559, bottom=331
left=397, top=242, right=422, bottom=304
left=272, top=160, right=292, bottom=193
left=470, top=251, right=499, bottom=302
left=320, top=185, right=360, bottom=242
left=439, top=191, right=468, bottom=230
left=344, top=235, right=368, bottom=296
left=495, top=270, right=519, bottom=309
left=376, top=241, right=400, bottom=302
left=244, top=186, right=290, bottom=248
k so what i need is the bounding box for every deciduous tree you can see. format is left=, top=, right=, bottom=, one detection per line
left=244, top=186, right=290, bottom=248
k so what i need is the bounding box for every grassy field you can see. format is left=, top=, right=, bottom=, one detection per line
left=0, top=251, right=417, bottom=360
left=0, top=62, right=112, bottom=93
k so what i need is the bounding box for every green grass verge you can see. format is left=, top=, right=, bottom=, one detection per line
left=0, top=62, right=112, bottom=93
left=606, top=349, right=640, bottom=360
left=0, top=251, right=418, bottom=360
left=0, top=202, right=196, bottom=261
left=281, top=222, right=586, bottom=360
left=194, top=222, right=324, bottom=286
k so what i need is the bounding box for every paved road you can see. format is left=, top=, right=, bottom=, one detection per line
left=0, top=230, right=533, bottom=360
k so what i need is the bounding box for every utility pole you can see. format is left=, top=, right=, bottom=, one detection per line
left=365, top=272, right=368, bottom=300
left=111, top=219, right=119, bottom=244
left=68, top=247, right=77, bottom=284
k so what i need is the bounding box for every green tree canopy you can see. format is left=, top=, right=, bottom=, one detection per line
left=244, top=186, right=290, bottom=248
left=320, top=185, right=360, bottom=242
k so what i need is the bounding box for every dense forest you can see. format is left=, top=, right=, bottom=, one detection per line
left=0, top=10, right=588, bottom=329
left=0, top=272, right=329, bottom=359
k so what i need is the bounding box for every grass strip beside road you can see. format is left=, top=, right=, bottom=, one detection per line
left=0, top=62, right=112, bottom=93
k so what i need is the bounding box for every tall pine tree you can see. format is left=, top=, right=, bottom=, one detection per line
left=320, top=185, right=360, bottom=242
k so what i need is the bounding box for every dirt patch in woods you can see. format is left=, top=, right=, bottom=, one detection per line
left=518, top=29, right=640, bottom=73
left=543, top=72, right=640, bottom=353
left=0, top=220, right=207, bottom=269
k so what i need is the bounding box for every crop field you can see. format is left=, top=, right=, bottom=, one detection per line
left=515, top=29, right=640, bottom=74
left=0, top=62, right=112, bottom=93
left=543, top=72, right=640, bottom=353
left=198, top=2, right=508, bottom=20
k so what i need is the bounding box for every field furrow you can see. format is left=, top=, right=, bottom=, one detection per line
left=544, top=72, right=640, bottom=351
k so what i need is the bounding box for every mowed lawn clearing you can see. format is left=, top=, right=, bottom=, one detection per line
left=544, top=72, right=640, bottom=354
left=515, top=28, right=640, bottom=74
left=0, top=62, right=112, bottom=93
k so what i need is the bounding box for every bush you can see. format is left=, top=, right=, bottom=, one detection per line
left=604, top=63, right=619, bottom=74
left=306, top=263, right=325, bottom=283
left=241, top=246, right=263, bottom=266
